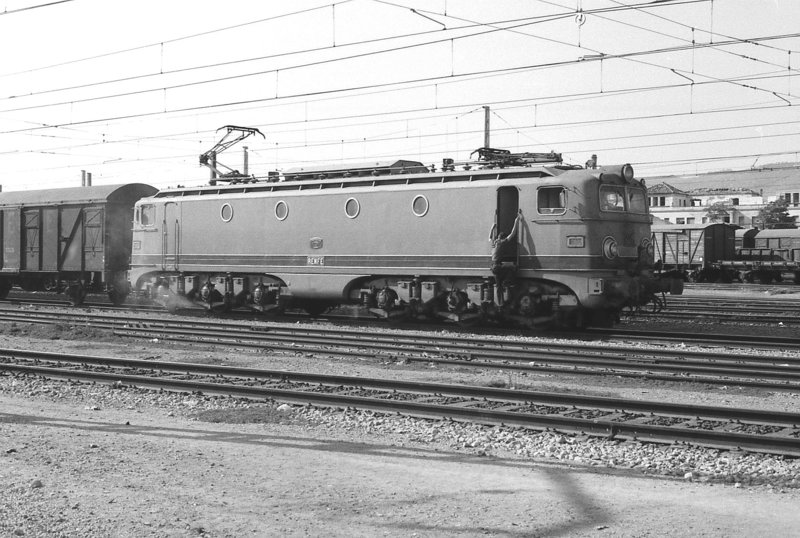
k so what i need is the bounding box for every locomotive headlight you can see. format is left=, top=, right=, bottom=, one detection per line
left=621, top=163, right=634, bottom=182
left=640, top=237, right=654, bottom=258
left=602, top=236, right=619, bottom=259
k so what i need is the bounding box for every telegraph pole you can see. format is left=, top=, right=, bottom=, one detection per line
left=483, top=105, right=490, bottom=148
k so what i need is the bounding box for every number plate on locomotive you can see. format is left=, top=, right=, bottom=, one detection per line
left=307, top=256, right=325, bottom=266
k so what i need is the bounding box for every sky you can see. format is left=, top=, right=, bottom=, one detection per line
left=0, top=0, right=798, bottom=191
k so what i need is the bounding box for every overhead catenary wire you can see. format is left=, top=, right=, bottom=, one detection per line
left=3, top=0, right=799, bottom=186
left=3, top=69, right=798, bottom=173
left=7, top=0, right=785, bottom=114
left=3, top=1, right=794, bottom=123
left=0, top=0, right=358, bottom=79
left=2, top=30, right=798, bottom=135
left=0, top=0, right=74, bottom=16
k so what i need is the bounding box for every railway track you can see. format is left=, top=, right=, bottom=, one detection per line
left=624, top=293, right=800, bottom=324
left=6, top=287, right=800, bottom=328
left=684, top=283, right=800, bottom=293
left=2, top=306, right=800, bottom=390
left=628, top=309, right=800, bottom=325
left=2, top=349, right=798, bottom=457
left=3, top=292, right=799, bottom=348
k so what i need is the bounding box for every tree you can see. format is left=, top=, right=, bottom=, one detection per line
left=756, top=198, right=797, bottom=229
left=705, top=201, right=731, bottom=223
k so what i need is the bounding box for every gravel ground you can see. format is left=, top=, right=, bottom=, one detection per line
left=2, top=308, right=800, bottom=536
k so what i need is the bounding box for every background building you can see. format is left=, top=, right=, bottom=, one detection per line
left=645, top=163, right=800, bottom=227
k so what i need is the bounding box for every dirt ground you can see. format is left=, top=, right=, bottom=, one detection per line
left=2, top=310, right=800, bottom=537
left=2, top=391, right=799, bottom=538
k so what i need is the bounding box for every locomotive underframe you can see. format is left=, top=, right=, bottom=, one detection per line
left=133, top=265, right=645, bottom=328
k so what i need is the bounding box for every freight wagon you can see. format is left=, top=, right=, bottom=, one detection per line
left=650, top=222, right=737, bottom=280
left=717, top=228, right=800, bottom=283
left=0, top=184, right=157, bottom=304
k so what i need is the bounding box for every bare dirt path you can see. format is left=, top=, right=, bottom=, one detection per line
left=2, top=392, right=798, bottom=538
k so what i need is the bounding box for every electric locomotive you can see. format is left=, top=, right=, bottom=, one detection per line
left=128, top=148, right=679, bottom=327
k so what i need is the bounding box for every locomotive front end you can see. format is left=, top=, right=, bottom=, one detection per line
left=584, top=164, right=683, bottom=316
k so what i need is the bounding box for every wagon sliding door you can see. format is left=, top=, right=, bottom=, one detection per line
left=83, top=207, right=105, bottom=273
left=22, top=209, right=40, bottom=271
left=42, top=208, right=59, bottom=271
left=57, top=205, right=105, bottom=277
left=59, top=206, right=84, bottom=274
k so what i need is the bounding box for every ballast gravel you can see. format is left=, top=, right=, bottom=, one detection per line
left=2, top=310, right=800, bottom=536
left=3, top=375, right=799, bottom=490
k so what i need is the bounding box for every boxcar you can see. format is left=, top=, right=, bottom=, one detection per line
left=0, top=183, right=157, bottom=303
left=650, top=223, right=737, bottom=274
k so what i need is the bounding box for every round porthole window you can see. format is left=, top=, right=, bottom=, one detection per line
left=275, top=200, right=289, bottom=221
left=345, top=197, right=360, bottom=219
left=412, top=194, right=429, bottom=217
left=220, top=203, right=234, bottom=222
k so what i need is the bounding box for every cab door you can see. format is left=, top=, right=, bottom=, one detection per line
left=495, top=186, right=520, bottom=262
left=161, top=202, right=180, bottom=271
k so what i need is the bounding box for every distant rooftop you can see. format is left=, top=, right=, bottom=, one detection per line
left=647, top=182, right=687, bottom=195
left=687, top=187, right=761, bottom=196
left=645, top=162, right=800, bottom=197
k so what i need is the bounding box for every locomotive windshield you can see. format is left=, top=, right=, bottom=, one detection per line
left=627, top=188, right=647, bottom=213
left=599, top=185, right=647, bottom=214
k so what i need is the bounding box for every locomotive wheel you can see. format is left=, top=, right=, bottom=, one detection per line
left=456, top=313, right=483, bottom=328
left=302, top=302, right=329, bottom=317
left=0, top=278, right=11, bottom=299
left=43, top=278, right=59, bottom=292
left=209, top=299, right=232, bottom=315
left=387, top=305, right=414, bottom=324
left=66, top=284, right=87, bottom=306
left=166, top=297, right=185, bottom=314
left=108, top=286, right=127, bottom=306
left=19, top=278, right=41, bottom=292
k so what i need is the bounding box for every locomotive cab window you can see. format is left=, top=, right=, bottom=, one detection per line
left=627, top=188, right=647, bottom=214
left=537, top=186, right=566, bottom=214
left=599, top=186, right=626, bottom=212
left=137, top=204, right=155, bottom=226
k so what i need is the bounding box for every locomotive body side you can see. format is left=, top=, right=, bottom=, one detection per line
left=130, top=164, right=668, bottom=327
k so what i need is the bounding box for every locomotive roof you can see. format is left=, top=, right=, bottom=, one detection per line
left=152, top=165, right=603, bottom=199
left=0, top=183, right=157, bottom=207
left=282, top=159, right=428, bottom=180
